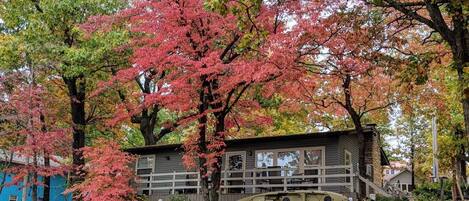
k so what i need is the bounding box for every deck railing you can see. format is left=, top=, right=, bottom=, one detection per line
left=136, top=164, right=354, bottom=195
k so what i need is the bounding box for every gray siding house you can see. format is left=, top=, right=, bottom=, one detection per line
left=126, top=124, right=390, bottom=201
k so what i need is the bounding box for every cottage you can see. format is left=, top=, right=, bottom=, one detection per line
left=384, top=169, right=414, bottom=193
left=126, top=124, right=390, bottom=201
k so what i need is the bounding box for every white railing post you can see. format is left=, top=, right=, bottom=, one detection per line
left=148, top=175, right=152, bottom=196
left=252, top=170, right=256, bottom=193
left=350, top=164, right=354, bottom=193
left=171, top=171, right=176, bottom=194
left=283, top=169, right=287, bottom=191
left=134, top=165, right=368, bottom=197
left=197, top=173, right=200, bottom=194
left=223, top=170, right=226, bottom=194
left=318, top=166, right=322, bottom=191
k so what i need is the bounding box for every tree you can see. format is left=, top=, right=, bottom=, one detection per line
left=89, top=1, right=309, bottom=200
left=0, top=72, right=71, bottom=201
left=277, top=3, right=402, bottom=197
left=67, top=139, right=136, bottom=201
left=367, top=0, right=469, bottom=184
left=0, top=1, right=128, bottom=195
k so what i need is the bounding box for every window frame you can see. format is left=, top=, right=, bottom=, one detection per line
left=344, top=149, right=352, bottom=183
left=9, top=195, right=17, bottom=201
left=135, top=155, right=155, bottom=173
left=255, top=146, right=325, bottom=173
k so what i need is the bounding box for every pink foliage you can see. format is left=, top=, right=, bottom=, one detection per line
left=68, top=139, right=136, bottom=201
left=0, top=74, right=71, bottom=187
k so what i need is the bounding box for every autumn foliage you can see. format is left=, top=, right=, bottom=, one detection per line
left=68, top=139, right=136, bottom=201
left=0, top=74, right=71, bottom=189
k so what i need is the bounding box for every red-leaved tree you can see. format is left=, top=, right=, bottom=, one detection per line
left=86, top=0, right=310, bottom=200
left=67, top=139, right=136, bottom=201
left=0, top=73, right=71, bottom=201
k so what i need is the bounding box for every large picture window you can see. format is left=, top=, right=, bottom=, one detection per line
left=255, top=147, right=324, bottom=174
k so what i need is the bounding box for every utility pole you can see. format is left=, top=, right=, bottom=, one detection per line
left=432, top=116, right=439, bottom=183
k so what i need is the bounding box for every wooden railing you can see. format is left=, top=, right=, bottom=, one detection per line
left=136, top=165, right=354, bottom=195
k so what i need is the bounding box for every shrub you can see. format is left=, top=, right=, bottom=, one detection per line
left=413, top=181, right=452, bottom=201
left=376, top=195, right=408, bottom=201
left=168, top=195, right=190, bottom=201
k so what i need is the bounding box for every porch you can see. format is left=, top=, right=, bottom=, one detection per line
left=135, top=164, right=355, bottom=197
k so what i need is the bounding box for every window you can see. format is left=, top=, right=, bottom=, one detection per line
left=344, top=150, right=352, bottom=183
left=277, top=151, right=300, bottom=176
left=390, top=169, right=395, bottom=174
left=304, top=150, right=322, bottom=166
left=255, top=147, right=324, bottom=174
left=226, top=152, right=245, bottom=171
left=9, top=195, right=17, bottom=201
left=401, top=184, right=407, bottom=191
left=256, top=152, right=274, bottom=168
left=136, top=155, right=154, bottom=175
left=385, top=170, right=390, bottom=174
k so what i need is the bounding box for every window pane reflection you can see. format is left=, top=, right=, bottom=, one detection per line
left=277, top=151, right=300, bottom=176
left=256, top=152, right=274, bottom=168
left=304, top=150, right=322, bottom=166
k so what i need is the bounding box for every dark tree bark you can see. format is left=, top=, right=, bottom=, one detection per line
left=43, top=155, right=51, bottom=201
left=40, top=113, right=51, bottom=201
left=209, top=114, right=226, bottom=201
left=63, top=75, right=86, bottom=189
left=112, top=68, right=176, bottom=146
left=342, top=73, right=367, bottom=198
left=198, top=78, right=210, bottom=201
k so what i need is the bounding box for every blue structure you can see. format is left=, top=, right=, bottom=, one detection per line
left=0, top=173, right=71, bottom=201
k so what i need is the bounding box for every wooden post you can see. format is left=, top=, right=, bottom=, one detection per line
left=171, top=171, right=176, bottom=194
left=252, top=170, right=256, bottom=193
left=197, top=173, right=200, bottom=194
left=283, top=169, right=287, bottom=191
left=350, top=165, right=354, bottom=193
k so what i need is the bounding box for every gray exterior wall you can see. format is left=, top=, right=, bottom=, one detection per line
left=388, top=170, right=412, bottom=185
left=136, top=134, right=364, bottom=195
left=144, top=135, right=347, bottom=175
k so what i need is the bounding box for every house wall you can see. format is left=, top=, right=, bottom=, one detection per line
left=388, top=171, right=412, bottom=185
left=0, top=173, right=71, bottom=201
left=142, top=135, right=359, bottom=195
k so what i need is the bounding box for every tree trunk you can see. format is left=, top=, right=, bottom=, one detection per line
left=140, top=115, right=157, bottom=145
left=32, top=172, right=38, bottom=201
left=39, top=113, right=51, bottom=201
left=342, top=73, right=367, bottom=198
left=210, top=114, right=226, bottom=201
left=43, top=155, right=51, bottom=201
left=198, top=80, right=210, bottom=201
left=32, top=152, right=38, bottom=201
left=411, top=146, right=415, bottom=191
left=63, top=75, right=86, bottom=199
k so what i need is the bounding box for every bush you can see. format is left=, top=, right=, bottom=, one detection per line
left=168, top=195, right=190, bottom=201
left=376, top=195, right=408, bottom=201
left=413, top=181, right=452, bottom=201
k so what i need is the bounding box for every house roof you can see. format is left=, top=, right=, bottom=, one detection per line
left=126, top=125, right=375, bottom=151
left=125, top=125, right=391, bottom=165
left=0, top=150, right=63, bottom=167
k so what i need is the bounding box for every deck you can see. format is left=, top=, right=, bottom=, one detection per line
left=136, top=164, right=355, bottom=200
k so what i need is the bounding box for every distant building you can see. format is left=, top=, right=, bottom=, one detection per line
left=0, top=151, right=71, bottom=201
left=383, top=161, right=414, bottom=192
